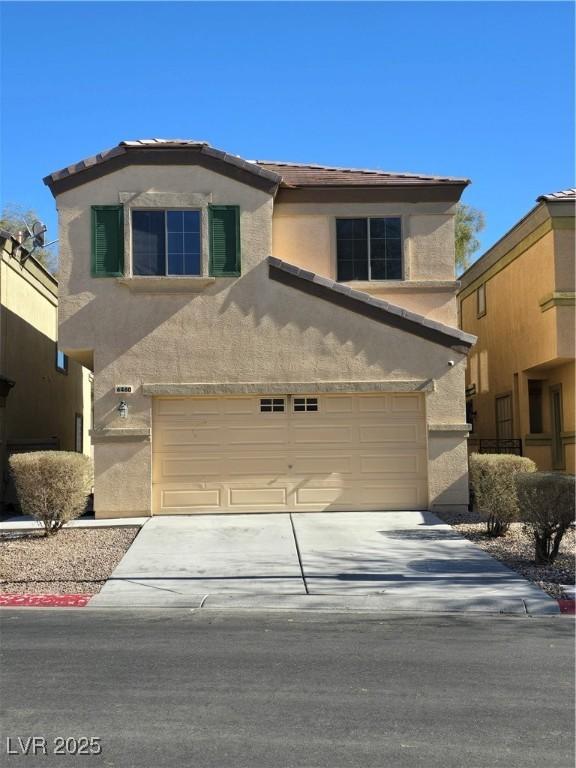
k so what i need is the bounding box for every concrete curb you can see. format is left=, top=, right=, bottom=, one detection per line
left=1, top=592, right=565, bottom=616
left=87, top=592, right=561, bottom=615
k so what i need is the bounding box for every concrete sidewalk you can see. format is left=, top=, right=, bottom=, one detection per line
left=89, top=511, right=559, bottom=614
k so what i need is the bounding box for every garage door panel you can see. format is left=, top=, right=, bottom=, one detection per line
left=227, top=456, right=288, bottom=475
left=294, top=484, right=422, bottom=507
left=391, top=394, right=423, bottom=412
left=156, top=398, right=221, bottom=417
left=289, top=455, right=353, bottom=475
left=157, top=426, right=222, bottom=449
left=291, top=425, right=353, bottom=444
left=153, top=394, right=428, bottom=513
left=227, top=425, right=289, bottom=445
left=229, top=487, right=288, bottom=507
left=322, top=396, right=355, bottom=414
left=359, top=424, right=424, bottom=444
left=359, top=453, right=424, bottom=475
left=160, top=488, right=222, bottom=511
left=154, top=456, right=223, bottom=480
left=358, top=395, right=391, bottom=412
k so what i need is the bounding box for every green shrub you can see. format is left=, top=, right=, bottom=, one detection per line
left=469, top=453, right=537, bottom=537
left=515, top=472, right=575, bottom=565
left=9, top=451, right=93, bottom=536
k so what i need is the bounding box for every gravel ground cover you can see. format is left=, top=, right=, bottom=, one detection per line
left=0, top=528, right=139, bottom=594
left=436, top=508, right=575, bottom=599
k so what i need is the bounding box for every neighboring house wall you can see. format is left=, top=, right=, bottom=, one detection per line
left=0, top=237, right=92, bottom=502
left=458, top=196, right=575, bottom=472
left=49, top=147, right=472, bottom=518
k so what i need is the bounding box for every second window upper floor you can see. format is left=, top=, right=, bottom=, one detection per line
left=336, top=217, right=402, bottom=281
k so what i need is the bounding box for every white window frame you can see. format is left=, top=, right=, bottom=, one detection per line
left=477, top=283, right=486, bottom=317
left=293, top=397, right=319, bottom=412
left=260, top=397, right=286, bottom=413
left=130, top=208, right=203, bottom=277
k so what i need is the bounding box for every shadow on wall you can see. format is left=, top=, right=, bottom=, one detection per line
left=60, top=256, right=464, bottom=386
left=3, top=308, right=85, bottom=449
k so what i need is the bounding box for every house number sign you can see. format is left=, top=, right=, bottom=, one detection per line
left=115, top=385, right=133, bottom=394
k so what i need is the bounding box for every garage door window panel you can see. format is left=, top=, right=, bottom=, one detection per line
left=293, top=397, right=319, bottom=412
left=260, top=398, right=286, bottom=413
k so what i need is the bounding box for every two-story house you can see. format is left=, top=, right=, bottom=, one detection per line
left=44, top=139, right=475, bottom=518
left=459, top=189, right=575, bottom=472
left=0, top=230, right=92, bottom=510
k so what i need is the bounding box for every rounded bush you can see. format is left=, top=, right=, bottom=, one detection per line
left=469, top=453, right=536, bottom=537
left=9, top=451, right=93, bottom=536
left=515, top=471, right=575, bottom=565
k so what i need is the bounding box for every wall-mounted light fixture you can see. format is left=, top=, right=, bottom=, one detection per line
left=117, top=400, right=128, bottom=419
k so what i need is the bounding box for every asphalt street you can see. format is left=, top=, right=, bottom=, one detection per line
left=0, top=609, right=574, bottom=768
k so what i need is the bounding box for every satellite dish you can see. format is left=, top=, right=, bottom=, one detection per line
left=31, top=220, right=47, bottom=248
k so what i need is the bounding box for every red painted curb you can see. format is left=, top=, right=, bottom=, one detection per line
left=557, top=599, right=576, bottom=615
left=0, top=593, right=92, bottom=607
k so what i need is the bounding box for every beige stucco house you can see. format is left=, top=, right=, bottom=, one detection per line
left=44, top=139, right=475, bottom=518
left=0, top=230, right=92, bottom=509
left=459, top=189, right=575, bottom=472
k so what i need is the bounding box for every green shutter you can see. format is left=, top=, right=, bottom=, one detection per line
left=209, top=205, right=240, bottom=277
left=91, top=206, right=124, bottom=277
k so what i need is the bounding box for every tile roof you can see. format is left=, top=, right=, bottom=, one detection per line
left=537, top=188, right=576, bottom=202
left=43, top=140, right=281, bottom=192
left=256, top=160, right=469, bottom=187
left=44, top=139, right=468, bottom=194
left=268, top=257, right=476, bottom=351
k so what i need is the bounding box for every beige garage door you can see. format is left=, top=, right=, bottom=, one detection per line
left=152, top=393, right=428, bottom=514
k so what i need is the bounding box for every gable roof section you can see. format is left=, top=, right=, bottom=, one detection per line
left=268, top=257, right=476, bottom=352
left=43, top=139, right=469, bottom=201
left=256, top=160, right=469, bottom=188
left=43, top=139, right=282, bottom=196
left=257, top=161, right=469, bottom=203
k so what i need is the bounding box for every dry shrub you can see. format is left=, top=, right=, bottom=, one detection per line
left=516, top=472, right=575, bottom=565
left=9, top=451, right=93, bottom=536
left=469, top=453, right=536, bottom=537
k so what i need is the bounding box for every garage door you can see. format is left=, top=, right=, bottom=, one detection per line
left=152, top=393, right=428, bottom=514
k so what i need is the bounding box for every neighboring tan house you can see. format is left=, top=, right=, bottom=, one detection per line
left=43, top=139, right=475, bottom=519
left=0, top=230, right=92, bottom=508
left=458, top=189, right=575, bottom=473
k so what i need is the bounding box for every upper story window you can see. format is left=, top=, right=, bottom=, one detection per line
left=91, top=204, right=241, bottom=279
left=132, top=210, right=201, bottom=276
left=336, top=217, right=402, bottom=282
left=55, top=346, right=68, bottom=374
left=476, top=283, right=486, bottom=317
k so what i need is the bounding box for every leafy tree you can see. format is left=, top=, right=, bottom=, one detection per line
left=0, top=204, right=57, bottom=273
left=455, top=203, right=485, bottom=273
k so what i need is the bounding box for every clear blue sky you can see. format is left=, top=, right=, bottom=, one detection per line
left=1, top=1, right=574, bottom=263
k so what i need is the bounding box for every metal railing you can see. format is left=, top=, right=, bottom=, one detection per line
left=477, top=438, right=523, bottom=456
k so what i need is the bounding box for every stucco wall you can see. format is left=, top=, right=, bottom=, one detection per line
left=460, top=221, right=575, bottom=472
left=55, top=164, right=469, bottom=517
left=0, top=253, right=91, bottom=457
left=272, top=202, right=458, bottom=324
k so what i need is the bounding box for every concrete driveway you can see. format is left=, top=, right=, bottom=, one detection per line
left=90, top=512, right=558, bottom=614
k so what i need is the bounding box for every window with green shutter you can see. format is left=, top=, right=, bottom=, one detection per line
left=91, top=206, right=124, bottom=277
left=209, top=205, right=240, bottom=277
